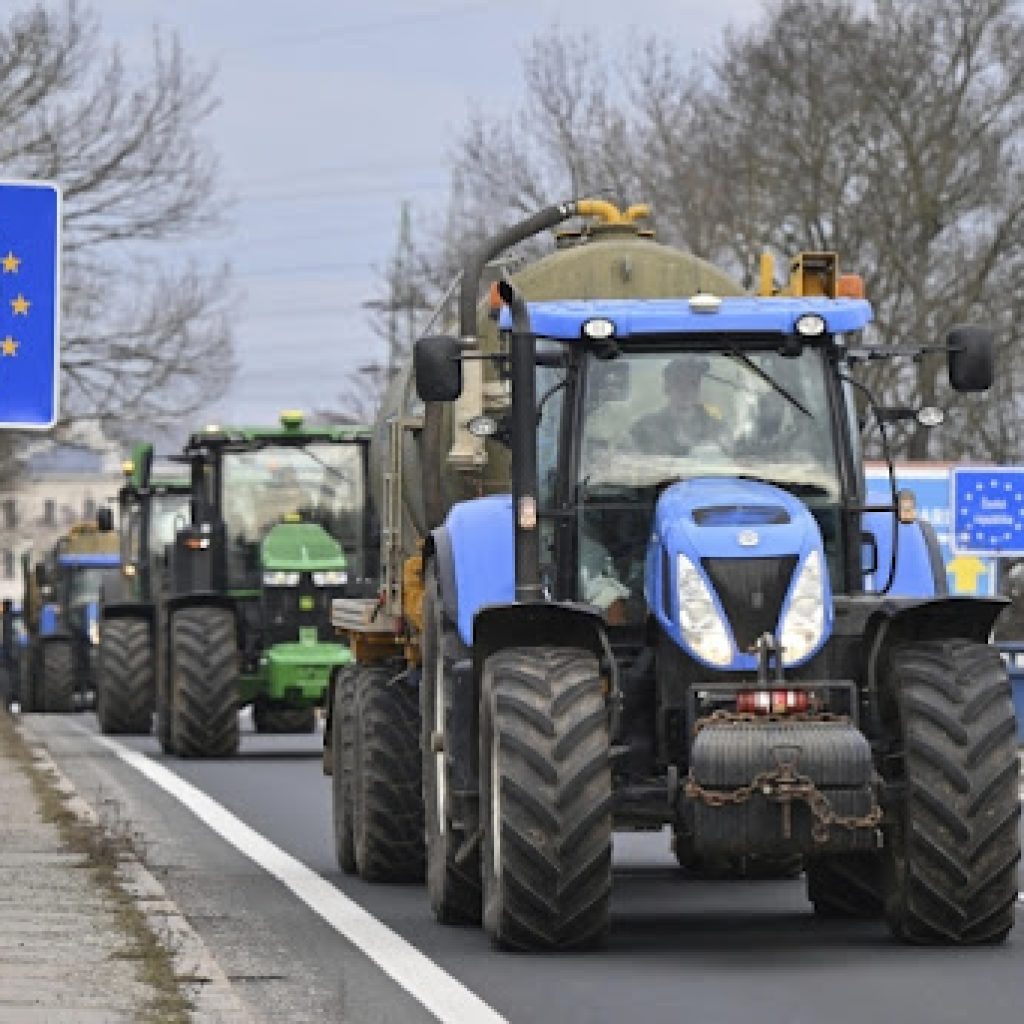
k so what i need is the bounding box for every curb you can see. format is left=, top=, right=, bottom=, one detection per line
left=19, top=721, right=255, bottom=1024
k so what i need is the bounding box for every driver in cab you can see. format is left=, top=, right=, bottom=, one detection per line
left=630, top=355, right=728, bottom=456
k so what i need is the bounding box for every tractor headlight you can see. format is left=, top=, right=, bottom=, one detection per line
left=312, top=570, right=348, bottom=586
left=779, top=549, right=825, bottom=665
left=263, top=571, right=300, bottom=587
left=677, top=553, right=732, bottom=666
left=88, top=619, right=100, bottom=646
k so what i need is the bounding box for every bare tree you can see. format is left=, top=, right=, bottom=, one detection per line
left=0, top=1, right=232, bottom=443
left=404, top=3, right=1024, bottom=462
left=681, top=0, right=1024, bottom=460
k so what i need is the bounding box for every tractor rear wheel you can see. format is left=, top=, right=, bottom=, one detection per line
left=422, top=564, right=481, bottom=924
left=883, top=639, right=1019, bottom=944
left=806, top=853, right=884, bottom=918
left=170, top=607, right=239, bottom=758
left=332, top=666, right=357, bottom=873
left=254, top=703, right=316, bottom=734
left=481, top=647, right=612, bottom=950
left=352, top=664, right=425, bottom=881
left=97, top=619, right=154, bottom=735
left=36, top=641, right=74, bottom=713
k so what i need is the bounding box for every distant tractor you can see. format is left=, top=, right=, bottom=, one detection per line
left=332, top=199, right=1019, bottom=950
left=21, top=520, right=120, bottom=713
left=154, top=412, right=377, bottom=757
left=96, top=444, right=190, bottom=734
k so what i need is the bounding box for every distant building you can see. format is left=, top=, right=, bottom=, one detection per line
left=0, top=421, right=124, bottom=604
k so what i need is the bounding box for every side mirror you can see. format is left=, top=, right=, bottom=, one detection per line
left=414, top=335, right=463, bottom=402
left=947, top=324, right=994, bottom=392
left=96, top=507, right=114, bottom=532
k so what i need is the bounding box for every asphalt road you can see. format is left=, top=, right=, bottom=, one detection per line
left=21, top=712, right=1024, bottom=1024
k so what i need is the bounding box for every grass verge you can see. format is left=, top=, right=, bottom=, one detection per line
left=0, top=710, right=192, bottom=1024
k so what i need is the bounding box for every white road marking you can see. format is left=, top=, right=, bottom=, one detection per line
left=81, top=728, right=506, bottom=1024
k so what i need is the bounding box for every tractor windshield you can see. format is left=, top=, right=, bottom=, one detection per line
left=151, top=493, right=190, bottom=548
left=221, top=442, right=368, bottom=585
left=580, top=347, right=839, bottom=497
left=67, top=567, right=117, bottom=608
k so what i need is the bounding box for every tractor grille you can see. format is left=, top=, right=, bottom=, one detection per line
left=262, top=580, right=337, bottom=646
left=701, top=556, right=797, bottom=653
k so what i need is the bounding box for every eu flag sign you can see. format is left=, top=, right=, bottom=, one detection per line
left=0, top=180, right=60, bottom=428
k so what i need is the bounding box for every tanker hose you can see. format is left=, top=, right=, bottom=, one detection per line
left=422, top=198, right=584, bottom=531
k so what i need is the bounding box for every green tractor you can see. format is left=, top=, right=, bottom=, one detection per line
left=96, top=444, right=191, bottom=734
left=155, top=412, right=377, bottom=757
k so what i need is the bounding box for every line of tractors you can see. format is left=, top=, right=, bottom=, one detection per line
left=10, top=199, right=1021, bottom=950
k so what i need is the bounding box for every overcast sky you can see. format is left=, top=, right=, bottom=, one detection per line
left=98, top=0, right=765, bottom=426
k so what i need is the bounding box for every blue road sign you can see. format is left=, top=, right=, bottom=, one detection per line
left=952, top=467, right=1024, bottom=557
left=867, top=464, right=996, bottom=596
left=0, top=180, right=60, bottom=428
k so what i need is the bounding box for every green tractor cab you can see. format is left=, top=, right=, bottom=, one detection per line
left=155, top=412, right=377, bottom=756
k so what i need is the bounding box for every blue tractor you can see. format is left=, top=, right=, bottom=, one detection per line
left=411, top=202, right=1019, bottom=950
left=21, top=522, right=120, bottom=713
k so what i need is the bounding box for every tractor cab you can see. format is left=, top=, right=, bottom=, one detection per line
left=156, top=411, right=378, bottom=753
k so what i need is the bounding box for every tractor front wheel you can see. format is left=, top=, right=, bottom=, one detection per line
left=883, top=639, right=1019, bottom=944
left=170, top=607, right=239, bottom=758
left=481, top=647, right=612, bottom=950
left=36, top=641, right=74, bottom=713
left=97, top=619, right=154, bottom=735
left=254, top=703, right=316, bottom=734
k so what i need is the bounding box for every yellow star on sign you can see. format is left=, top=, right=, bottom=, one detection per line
left=10, top=294, right=29, bottom=315
left=1, top=336, right=18, bottom=357
left=1, top=251, right=19, bottom=273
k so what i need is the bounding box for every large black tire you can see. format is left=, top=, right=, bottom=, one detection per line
left=806, top=853, right=884, bottom=918
left=36, top=641, right=74, bottom=713
left=96, top=619, right=154, bottom=735
left=481, top=647, right=613, bottom=951
left=254, top=703, right=316, bottom=734
left=352, top=664, right=425, bottom=881
left=422, top=564, right=481, bottom=924
left=170, top=607, right=239, bottom=758
left=18, top=650, right=35, bottom=712
left=332, top=666, right=357, bottom=873
left=883, top=639, right=1020, bottom=944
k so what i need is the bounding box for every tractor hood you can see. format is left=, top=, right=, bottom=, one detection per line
left=261, top=522, right=346, bottom=572
left=645, top=477, right=832, bottom=671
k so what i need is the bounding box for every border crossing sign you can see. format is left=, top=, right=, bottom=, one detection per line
left=0, top=180, right=61, bottom=428
left=952, top=468, right=1024, bottom=557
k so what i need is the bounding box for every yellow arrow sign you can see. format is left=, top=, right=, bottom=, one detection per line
left=948, top=555, right=988, bottom=594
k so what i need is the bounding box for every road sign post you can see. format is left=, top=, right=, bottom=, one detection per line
left=0, top=180, right=61, bottom=429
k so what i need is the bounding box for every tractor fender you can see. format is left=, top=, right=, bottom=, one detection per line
left=163, top=592, right=236, bottom=619
left=473, top=601, right=611, bottom=689
left=436, top=495, right=515, bottom=647
left=862, top=595, right=1008, bottom=732
left=101, top=600, right=155, bottom=623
